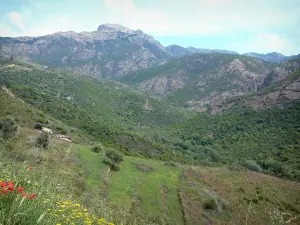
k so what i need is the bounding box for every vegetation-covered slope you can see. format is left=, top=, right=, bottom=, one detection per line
left=0, top=60, right=189, bottom=155
left=1, top=60, right=300, bottom=182
left=119, top=53, right=276, bottom=111
left=1, top=58, right=300, bottom=224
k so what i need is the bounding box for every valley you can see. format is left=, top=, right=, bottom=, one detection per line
left=1, top=23, right=300, bottom=225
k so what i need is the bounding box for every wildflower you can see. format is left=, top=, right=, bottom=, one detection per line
left=27, top=167, right=33, bottom=171
left=0, top=181, right=6, bottom=188
left=28, top=194, right=38, bottom=199
left=22, top=193, right=27, bottom=197
left=17, top=186, right=24, bottom=193
left=6, top=182, right=15, bottom=191
left=3, top=189, right=9, bottom=194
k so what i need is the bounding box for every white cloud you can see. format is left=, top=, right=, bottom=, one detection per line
left=8, top=11, right=25, bottom=30
left=229, top=32, right=297, bottom=55
left=98, top=0, right=300, bottom=36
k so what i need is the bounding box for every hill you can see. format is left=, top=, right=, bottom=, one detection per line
left=119, top=53, right=276, bottom=111
left=0, top=60, right=189, bottom=157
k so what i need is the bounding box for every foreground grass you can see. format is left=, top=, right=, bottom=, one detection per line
left=72, top=144, right=185, bottom=224
left=72, top=144, right=300, bottom=225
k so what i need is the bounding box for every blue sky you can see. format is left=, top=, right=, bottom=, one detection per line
left=1, top=0, right=300, bottom=55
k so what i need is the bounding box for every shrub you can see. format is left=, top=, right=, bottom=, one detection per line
left=243, top=160, right=262, bottom=172
left=105, top=149, right=124, bottom=164
left=36, top=132, right=50, bottom=149
left=104, top=149, right=124, bottom=171
left=202, top=198, right=218, bottom=210
left=204, top=147, right=219, bottom=162
left=0, top=116, right=18, bottom=139
left=91, top=144, right=102, bottom=153
left=34, top=123, right=43, bottom=130
left=263, top=160, right=284, bottom=175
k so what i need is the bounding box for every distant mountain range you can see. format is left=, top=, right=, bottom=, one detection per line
left=166, top=44, right=300, bottom=63
left=166, top=45, right=239, bottom=57
left=1, top=24, right=299, bottom=79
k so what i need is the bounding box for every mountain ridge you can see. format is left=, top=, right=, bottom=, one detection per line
left=0, top=24, right=171, bottom=79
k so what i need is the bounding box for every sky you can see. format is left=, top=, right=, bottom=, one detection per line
left=0, top=0, right=300, bottom=55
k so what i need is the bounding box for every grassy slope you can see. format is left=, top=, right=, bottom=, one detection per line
left=72, top=144, right=300, bottom=225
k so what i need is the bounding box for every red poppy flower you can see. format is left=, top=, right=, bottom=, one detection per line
left=28, top=194, right=37, bottom=199
left=3, top=189, right=9, bottom=194
left=21, top=192, right=27, bottom=197
left=27, top=167, right=33, bottom=171
left=17, top=187, right=24, bottom=193
left=0, top=181, right=5, bottom=188
left=0, top=191, right=2, bottom=195
left=6, top=182, right=14, bottom=191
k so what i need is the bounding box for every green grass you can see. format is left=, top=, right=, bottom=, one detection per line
left=72, top=144, right=185, bottom=224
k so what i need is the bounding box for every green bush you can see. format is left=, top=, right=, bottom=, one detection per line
left=36, top=132, right=50, bottom=149
left=204, top=147, right=219, bottom=162
left=91, top=144, right=103, bottom=153
left=243, top=160, right=262, bottom=172
left=105, top=149, right=124, bottom=164
left=104, top=149, right=124, bottom=171
left=0, top=116, right=18, bottom=139
left=202, top=198, right=218, bottom=210
left=263, top=160, right=284, bottom=175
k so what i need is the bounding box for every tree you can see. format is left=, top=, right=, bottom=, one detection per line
left=104, top=149, right=124, bottom=171
left=0, top=116, right=18, bottom=139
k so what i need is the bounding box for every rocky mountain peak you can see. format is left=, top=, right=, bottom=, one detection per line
left=97, top=24, right=134, bottom=34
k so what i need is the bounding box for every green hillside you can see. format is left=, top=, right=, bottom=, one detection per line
left=0, top=60, right=188, bottom=156
left=1, top=60, right=300, bottom=182
left=1, top=60, right=300, bottom=225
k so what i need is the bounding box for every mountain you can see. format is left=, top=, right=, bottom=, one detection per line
left=166, top=44, right=239, bottom=57
left=260, top=58, right=300, bottom=87
left=120, top=53, right=276, bottom=111
left=0, top=24, right=170, bottom=79
left=246, top=63, right=300, bottom=108
left=166, top=45, right=299, bottom=64
left=244, top=52, right=288, bottom=63
left=165, top=45, right=191, bottom=57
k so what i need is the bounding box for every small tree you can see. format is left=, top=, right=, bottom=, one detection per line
left=0, top=116, right=18, bottom=139
left=34, top=123, right=43, bottom=130
left=104, top=149, right=124, bottom=171
left=36, top=132, right=50, bottom=149
left=91, top=144, right=103, bottom=153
